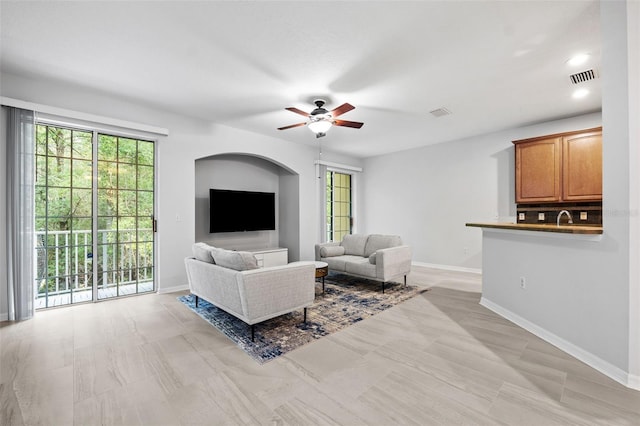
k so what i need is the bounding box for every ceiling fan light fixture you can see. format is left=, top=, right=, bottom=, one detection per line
left=278, top=100, right=362, bottom=137
left=308, top=117, right=332, bottom=135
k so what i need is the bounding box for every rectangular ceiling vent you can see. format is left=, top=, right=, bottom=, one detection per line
left=569, top=68, right=599, bottom=85
left=430, top=107, right=452, bottom=117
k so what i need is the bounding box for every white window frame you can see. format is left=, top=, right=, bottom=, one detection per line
left=315, top=160, right=362, bottom=243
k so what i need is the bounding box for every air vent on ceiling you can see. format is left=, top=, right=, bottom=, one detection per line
left=569, top=68, right=599, bottom=85
left=430, top=107, right=452, bottom=117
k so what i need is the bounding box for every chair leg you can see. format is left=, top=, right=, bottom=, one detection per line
left=304, top=307, right=307, bottom=323
left=195, top=295, right=199, bottom=308
left=404, top=275, right=407, bottom=287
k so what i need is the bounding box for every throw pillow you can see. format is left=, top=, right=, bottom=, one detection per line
left=340, top=234, right=369, bottom=256
left=369, top=252, right=377, bottom=264
left=320, top=246, right=345, bottom=258
left=212, top=249, right=259, bottom=271
left=192, top=242, right=215, bottom=263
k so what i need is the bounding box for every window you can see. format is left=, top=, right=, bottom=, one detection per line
left=326, top=170, right=352, bottom=242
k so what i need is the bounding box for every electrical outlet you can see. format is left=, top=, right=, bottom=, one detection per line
left=580, top=211, right=587, bottom=220
left=538, top=213, right=545, bottom=221
left=520, top=276, right=526, bottom=289
left=518, top=213, right=525, bottom=221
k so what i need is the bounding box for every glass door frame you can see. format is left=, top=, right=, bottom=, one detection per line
left=95, top=131, right=156, bottom=301
left=34, top=117, right=157, bottom=308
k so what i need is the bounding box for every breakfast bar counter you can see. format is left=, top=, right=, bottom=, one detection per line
left=465, top=222, right=603, bottom=235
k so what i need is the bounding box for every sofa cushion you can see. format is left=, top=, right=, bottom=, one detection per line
left=192, top=242, right=215, bottom=263
left=211, top=248, right=259, bottom=271
left=320, top=245, right=345, bottom=258
left=324, top=255, right=364, bottom=272
left=364, top=234, right=402, bottom=257
left=345, top=258, right=377, bottom=278
left=369, top=253, right=377, bottom=264
left=340, top=234, right=369, bottom=256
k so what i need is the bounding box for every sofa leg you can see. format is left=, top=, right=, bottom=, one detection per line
left=195, top=295, right=199, bottom=308
left=251, top=324, right=255, bottom=342
left=382, top=282, right=385, bottom=294
left=304, top=307, right=307, bottom=323
left=404, top=275, right=407, bottom=287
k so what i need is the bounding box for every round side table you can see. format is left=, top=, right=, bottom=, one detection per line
left=314, top=261, right=329, bottom=293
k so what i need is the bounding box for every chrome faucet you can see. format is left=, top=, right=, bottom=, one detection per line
left=557, top=210, right=573, bottom=226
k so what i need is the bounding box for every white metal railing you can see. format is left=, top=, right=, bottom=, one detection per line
left=35, top=228, right=153, bottom=297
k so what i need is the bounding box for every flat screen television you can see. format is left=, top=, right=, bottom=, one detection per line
left=209, top=189, right=276, bottom=233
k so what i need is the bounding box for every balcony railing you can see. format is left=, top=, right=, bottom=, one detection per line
left=35, top=228, right=153, bottom=301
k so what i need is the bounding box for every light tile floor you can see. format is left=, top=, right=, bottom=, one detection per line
left=1, top=266, right=639, bottom=425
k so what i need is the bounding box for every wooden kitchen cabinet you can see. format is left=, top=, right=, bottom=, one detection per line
left=562, top=130, right=602, bottom=201
left=515, top=136, right=562, bottom=203
left=514, top=127, right=602, bottom=204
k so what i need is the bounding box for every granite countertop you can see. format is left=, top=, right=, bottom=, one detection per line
left=465, top=222, right=603, bottom=235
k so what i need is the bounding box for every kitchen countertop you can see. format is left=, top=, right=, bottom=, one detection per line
left=465, top=222, right=603, bottom=235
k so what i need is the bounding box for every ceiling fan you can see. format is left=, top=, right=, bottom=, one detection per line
left=277, top=99, right=364, bottom=138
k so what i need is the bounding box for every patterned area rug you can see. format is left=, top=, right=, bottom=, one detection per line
left=178, top=273, right=428, bottom=364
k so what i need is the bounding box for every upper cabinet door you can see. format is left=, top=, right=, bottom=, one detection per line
left=562, top=130, right=602, bottom=201
left=515, top=137, right=562, bottom=203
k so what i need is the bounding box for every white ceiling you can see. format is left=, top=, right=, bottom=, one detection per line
left=1, top=1, right=601, bottom=158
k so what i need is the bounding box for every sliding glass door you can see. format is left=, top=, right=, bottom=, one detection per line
left=35, top=125, right=93, bottom=307
left=34, top=124, right=155, bottom=308
left=96, top=134, right=155, bottom=300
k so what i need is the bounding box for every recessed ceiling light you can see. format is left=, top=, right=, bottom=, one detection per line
left=567, top=53, right=590, bottom=67
left=572, top=88, right=590, bottom=99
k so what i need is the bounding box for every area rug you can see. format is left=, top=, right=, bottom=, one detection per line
left=178, top=272, right=428, bottom=364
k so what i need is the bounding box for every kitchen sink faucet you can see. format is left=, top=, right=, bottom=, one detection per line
left=557, top=210, right=573, bottom=226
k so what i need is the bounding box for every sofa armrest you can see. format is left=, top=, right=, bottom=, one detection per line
left=375, top=245, right=412, bottom=282
left=315, top=241, right=340, bottom=261
left=238, top=262, right=316, bottom=324
left=184, top=257, right=245, bottom=316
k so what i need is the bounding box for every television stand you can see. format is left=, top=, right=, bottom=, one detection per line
left=247, top=247, right=288, bottom=267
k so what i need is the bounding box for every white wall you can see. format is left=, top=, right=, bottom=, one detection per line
left=626, top=0, right=640, bottom=388
left=0, top=73, right=362, bottom=310
left=279, top=172, right=301, bottom=261
left=360, top=113, right=601, bottom=271
left=481, top=227, right=631, bottom=384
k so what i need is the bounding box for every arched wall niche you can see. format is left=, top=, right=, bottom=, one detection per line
left=194, top=153, right=300, bottom=260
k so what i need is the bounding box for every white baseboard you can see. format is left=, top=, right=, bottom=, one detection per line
left=481, top=297, right=640, bottom=391
left=157, top=284, right=189, bottom=294
left=0, top=312, right=8, bottom=322
left=412, top=261, right=481, bottom=275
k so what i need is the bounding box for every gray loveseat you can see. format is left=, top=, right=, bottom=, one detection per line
left=315, top=234, right=412, bottom=292
left=184, top=243, right=315, bottom=340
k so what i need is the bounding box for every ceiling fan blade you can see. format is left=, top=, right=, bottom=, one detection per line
left=330, top=103, right=355, bottom=118
left=285, top=107, right=310, bottom=117
left=333, top=119, right=364, bottom=129
left=277, top=122, right=307, bottom=130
